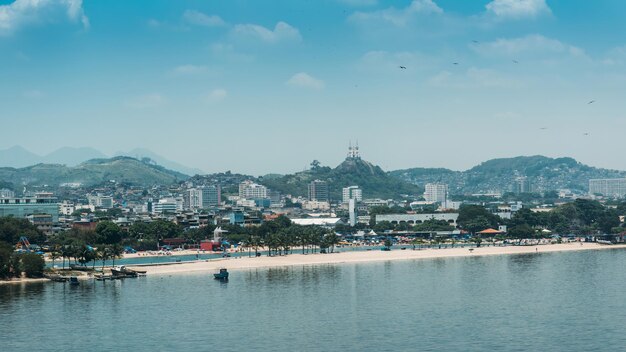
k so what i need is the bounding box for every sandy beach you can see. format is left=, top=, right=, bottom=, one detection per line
left=130, top=242, right=626, bottom=276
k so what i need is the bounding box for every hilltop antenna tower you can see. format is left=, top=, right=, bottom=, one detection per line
left=347, top=140, right=361, bottom=160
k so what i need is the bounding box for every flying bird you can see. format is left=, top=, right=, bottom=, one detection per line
left=588, top=100, right=595, bottom=104
left=583, top=133, right=590, bottom=136
left=472, top=40, right=479, bottom=44
left=512, top=60, right=519, bottom=64
left=452, top=62, right=459, bottom=65
left=540, top=127, right=547, bottom=130
left=399, top=66, right=406, bottom=69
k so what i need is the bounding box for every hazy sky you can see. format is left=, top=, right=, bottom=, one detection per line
left=1, top=0, right=626, bottom=175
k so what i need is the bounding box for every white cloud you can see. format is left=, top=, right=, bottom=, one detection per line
left=172, top=64, right=208, bottom=75
left=0, top=0, right=89, bottom=36
left=126, top=94, right=166, bottom=109
left=182, top=10, right=226, bottom=27
left=349, top=0, right=443, bottom=26
left=471, top=35, right=585, bottom=58
left=286, top=72, right=325, bottom=90
left=232, top=21, right=301, bottom=43
left=485, top=0, right=551, bottom=20
left=205, top=89, right=227, bottom=103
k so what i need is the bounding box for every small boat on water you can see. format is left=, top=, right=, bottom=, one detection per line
left=45, top=274, right=69, bottom=283
left=69, top=276, right=80, bottom=286
left=213, top=268, right=229, bottom=281
left=111, top=265, right=141, bottom=278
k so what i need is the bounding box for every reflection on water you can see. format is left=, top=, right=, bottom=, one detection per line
left=3, top=250, right=626, bottom=352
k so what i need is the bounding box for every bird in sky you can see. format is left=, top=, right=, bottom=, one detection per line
left=584, top=133, right=590, bottom=136
left=399, top=66, right=406, bottom=69
left=512, top=60, right=519, bottom=64
left=452, top=62, right=459, bottom=65
left=540, top=127, right=547, bottom=130
left=588, top=100, right=595, bottom=104
left=472, top=40, right=479, bottom=43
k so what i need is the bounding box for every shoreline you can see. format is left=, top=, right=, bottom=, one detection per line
left=130, top=242, right=626, bottom=276
left=6, top=243, right=626, bottom=284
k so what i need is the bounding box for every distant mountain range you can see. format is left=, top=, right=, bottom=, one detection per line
left=0, top=146, right=204, bottom=176
left=0, top=156, right=188, bottom=189
left=0, top=150, right=621, bottom=197
left=391, top=155, right=626, bottom=194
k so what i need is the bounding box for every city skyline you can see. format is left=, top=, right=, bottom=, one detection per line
left=2, top=0, right=626, bottom=175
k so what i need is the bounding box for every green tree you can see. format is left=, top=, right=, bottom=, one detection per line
left=20, top=253, right=45, bottom=278
left=0, top=216, right=46, bottom=245
left=508, top=224, right=535, bottom=239
left=457, top=205, right=499, bottom=231
left=0, top=242, right=15, bottom=279
left=598, top=209, right=620, bottom=234
left=95, top=221, right=123, bottom=245
left=463, top=216, right=492, bottom=234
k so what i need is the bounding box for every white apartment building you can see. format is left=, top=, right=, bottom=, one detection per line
left=239, top=181, right=267, bottom=199
left=342, top=186, right=363, bottom=204
left=424, top=183, right=448, bottom=204
left=88, top=194, right=114, bottom=209
left=589, top=178, right=626, bottom=197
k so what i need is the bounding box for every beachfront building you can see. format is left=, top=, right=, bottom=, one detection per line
left=342, top=186, right=362, bottom=204
left=0, top=195, right=59, bottom=223
left=308, top=180, right=329, bottom=202
left=424, top=183, right=448, bottom=204
left=375, top=213, right=459, bottom=226
left=589, top=178, right=626, bottom=197
left=239, top=181, right=267, bottom=199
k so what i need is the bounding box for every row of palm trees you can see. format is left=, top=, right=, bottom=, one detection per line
left=48, top=243, right=124, bottom=270
left=241, top=226, right=341, bottom=257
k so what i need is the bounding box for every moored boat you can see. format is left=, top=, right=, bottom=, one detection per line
left=213, top=268, right=229, bottom=280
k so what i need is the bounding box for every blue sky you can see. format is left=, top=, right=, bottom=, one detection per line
left=1, top=0, right=626, bottom=175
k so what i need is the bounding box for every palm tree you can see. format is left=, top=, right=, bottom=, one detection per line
left=324, top=231, right=340, bottom=253
left=49, top=249, right=60, bottom=269
left=383, top=237, right=393, bottom=250
left=110, top=244, right=123, bottom=266
left=98, top=247, right=110, bottom=270
left=60, top=245, right=73, bottom=270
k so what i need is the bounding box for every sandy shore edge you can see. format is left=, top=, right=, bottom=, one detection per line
left=131, top=243, right=626, bottom=276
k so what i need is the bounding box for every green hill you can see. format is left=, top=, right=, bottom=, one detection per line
left=391, top=155, right=626, bottom=194
left=260, top=157, right=421, bottom=200
left=0, top=156, right=188, bottom=188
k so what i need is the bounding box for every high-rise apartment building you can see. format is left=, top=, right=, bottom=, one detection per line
left=239, top=181, right=267, bottom=199
left=185, top=185, right=221, bottom=209
left=589, top=178, right=626, bottom=197
left=424, top=183, right=448, bottom=203
left=342, top=186, right=362, bottom=204
left=308, top=180, right=329, bottom=202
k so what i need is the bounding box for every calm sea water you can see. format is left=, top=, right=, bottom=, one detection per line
left=3, top=249, right=626, bottom=352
